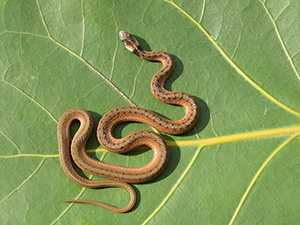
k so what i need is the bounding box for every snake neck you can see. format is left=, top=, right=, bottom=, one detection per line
left=137, top=49, right=174, bottom=88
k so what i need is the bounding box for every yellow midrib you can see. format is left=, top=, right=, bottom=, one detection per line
left=2, top=125, right=300, bottom=159
left=168, top=125, right=300, bottom=147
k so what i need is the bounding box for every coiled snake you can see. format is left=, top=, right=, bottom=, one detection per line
left=57, top=30, right=199, bottom=212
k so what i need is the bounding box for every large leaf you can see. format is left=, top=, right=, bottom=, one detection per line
left=1, top=0, right=299, bottom=224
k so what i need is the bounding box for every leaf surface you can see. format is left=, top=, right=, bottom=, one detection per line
left=1, top=0, right=300, bottom=224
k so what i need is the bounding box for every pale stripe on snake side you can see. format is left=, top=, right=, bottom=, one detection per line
left=57, top=30, right=199, bottom=213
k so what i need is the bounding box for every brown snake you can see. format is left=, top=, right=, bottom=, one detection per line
left=57, top=30, right=199, bottom=213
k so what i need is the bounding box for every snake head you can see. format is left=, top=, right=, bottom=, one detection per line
left=119, top=30, right=141, bottom=54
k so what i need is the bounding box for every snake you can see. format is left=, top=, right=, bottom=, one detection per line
left=57, top=30, right=199, bottom=213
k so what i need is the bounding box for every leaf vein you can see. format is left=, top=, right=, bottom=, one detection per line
left=130, top=61, right=145, bottom=99
left=80, top=0, right=86, bottom=57
left=110, top=9, right=119, bottom=80
left=231, top=26, right=244, bottom=59
left=198, top=0, right=206, bottom=24
left=0, top=153, right=59, bottom=159
left=1, top=30, right=48, bottom=39
left=36, top=0, right=51, bottom=38
left=2, top=0, right=8, bottom=31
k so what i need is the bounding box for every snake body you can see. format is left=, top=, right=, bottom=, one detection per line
left=57, top=30, right=199, bottom=212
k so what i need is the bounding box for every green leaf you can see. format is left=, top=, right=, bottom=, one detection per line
left=1, top=0, right=300, bottom=224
